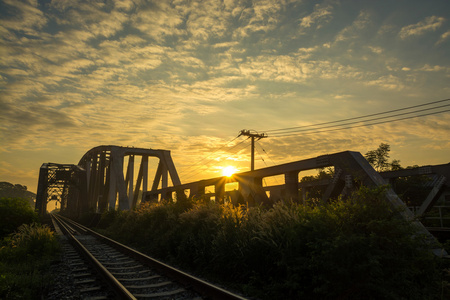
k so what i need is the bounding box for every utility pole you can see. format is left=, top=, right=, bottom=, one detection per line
left=238, top=129, right=267, bottom=171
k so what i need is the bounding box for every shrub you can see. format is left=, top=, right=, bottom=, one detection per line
left=9, top=223, right=59, bottom=258
left=97, top=188, right=442, bottom=299
left=0, top=197, right=38, bottom=239
left=0, top=223, right=59, bottom=299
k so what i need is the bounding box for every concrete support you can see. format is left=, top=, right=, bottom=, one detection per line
left=88, top=155, right=98, bottom=211
left=107, top=161, right=117, bottom=209
left=285, top=171, right=299, bottom=202
left=215, top=180, right=225, bottom=203
left=189, top=183, right=205, bottom=199
left=321, top=168, right=343, bottom=203
left=417, top=175, right=447, bottom=216
left=114, top=155, right=128, bottom=210
left=127, top=155, right=135, bottom=208
left=35, top=165, right=48, bottom=215
left=142, top=156, right=148, bottom=203
left=96, top=152, right=107, bottom=212
left=161, top=161, right=168, bottom=189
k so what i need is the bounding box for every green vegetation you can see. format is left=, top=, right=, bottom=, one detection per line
left=96, top=187, right=448, bottom=299
left=365, top=143, right=402, bottom=172
left=0, top=197, right=38, bottom=239
left=0, top=182, right=36, bottom=208
left=0, top=197, right=59, bottom=299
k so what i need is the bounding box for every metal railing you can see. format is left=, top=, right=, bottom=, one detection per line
left=409, top=205, right=450, bottom=228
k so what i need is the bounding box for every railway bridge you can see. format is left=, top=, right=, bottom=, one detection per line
left=35, top=145, right=449, bottom=252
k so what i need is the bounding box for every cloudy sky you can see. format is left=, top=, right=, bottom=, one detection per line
left=1, top=0, right=449, bottom=193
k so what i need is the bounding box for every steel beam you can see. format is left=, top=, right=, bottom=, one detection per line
left=417, top=175, right=447, bottom=216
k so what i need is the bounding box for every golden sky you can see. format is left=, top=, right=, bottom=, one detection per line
left=1, top=0, right=449, bottom=193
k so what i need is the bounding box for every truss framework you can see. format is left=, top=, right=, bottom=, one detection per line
left=145, top=151, right=448, bottom=255
left=36, top=146, right=448, bottom=256
left=35, top=163, right=87, bottom=215
left=77, top=145, right=180, bottom=212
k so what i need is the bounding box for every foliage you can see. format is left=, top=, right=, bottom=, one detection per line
left=9, top=223, right=59, bottom=257
left=97, top=187, right=444, bottom=299
left=0, top=197, right=39, bottom=239
left=0, top=223, right=60, bottom=299
left=365, top=143, right=396, bottom=171
left=0, top=182, right=36, bottom=208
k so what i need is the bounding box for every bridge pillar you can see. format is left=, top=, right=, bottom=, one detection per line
left=126, top=155, right=135, bottom=208
left=35, top=165, right=48, bottom=215
left=215, top=180, right=225, bottom=203
left=285, top=171, right=299, bottom=202
left=238, top=176, right=268, bottom=206
left=189, top=184, right=205, bottom=200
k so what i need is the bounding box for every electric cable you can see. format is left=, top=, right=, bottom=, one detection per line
left=269, top=107, right=450, bottom=137
left=264, top=98, right=449, bottom=134
left=272, top=104, right=450, bottom=136
left=256, top=141, right=281, bottom=185
left=271, top=108, right=450, bottom=137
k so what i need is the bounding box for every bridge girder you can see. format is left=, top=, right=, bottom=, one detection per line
left=146, top=151, right=448, bottom=255
left=77, top=145, right=180, bottom=213
left=35, top=163, right=87, bottom=215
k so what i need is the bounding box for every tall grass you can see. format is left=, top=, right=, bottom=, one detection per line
left=0, top=223, right=60, bottom=299
left=96, top=187, right=446, bottom=299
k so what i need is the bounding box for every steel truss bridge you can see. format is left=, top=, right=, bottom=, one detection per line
left=36, top=145, right=449, bottom=252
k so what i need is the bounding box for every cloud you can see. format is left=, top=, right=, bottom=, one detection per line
left=437, top=30, right=450, bottom=44
left=299, top=3, right=334, bottom=29
left=131, top=2, right=185, bottom=42
left=368, top=46, right=383, bottom=54
left=334, top=10, right=372, bottom=43
left=232, top=0, right=285, bottom=38
left=399, top=16, right=446, bottom=39
left=365, top=74, right=405, bottom=91
left=1, top=0, right=449, bottom=184
left=0, top=0, right=47, bottom=35
left=419, top=64, right=447, bottom=72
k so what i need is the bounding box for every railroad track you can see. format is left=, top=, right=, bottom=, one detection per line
left=51, top=213, right=248, bottom=300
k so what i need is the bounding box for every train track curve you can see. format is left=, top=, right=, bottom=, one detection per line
left=51, top=213, right=248, bottom=300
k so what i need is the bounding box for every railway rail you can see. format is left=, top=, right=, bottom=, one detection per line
left=51, top=213, right=248, bottom=300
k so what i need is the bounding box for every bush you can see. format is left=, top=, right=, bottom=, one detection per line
left=0, top=197, right=38, bottom=239
left=97, top=188, right=443, bottom=299
left=0, top=223, right=59, bottom=299
left=9, top=223, right=59, bottom=258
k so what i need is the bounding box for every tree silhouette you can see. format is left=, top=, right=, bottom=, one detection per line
left=365, top=143, right=401, bottom=172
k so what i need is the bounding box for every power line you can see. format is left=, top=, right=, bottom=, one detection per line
left=264, top=98, right=449, bottom=134
left=256, top=141, right=281, bottom=185
left=269, top=104, right=450, bottom=137
left=180, top=98, right=449, bottom=181
left=238, top=129, right=267, bottom=171
left=270, top=108, right=450, bottom=138
left=256, top=141, right=278, bottom=167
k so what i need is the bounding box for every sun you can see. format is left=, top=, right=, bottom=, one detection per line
left=222, top=166, right=237, bottom=177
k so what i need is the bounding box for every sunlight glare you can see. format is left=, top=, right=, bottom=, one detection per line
left=222, top=166, right=237, bottom=177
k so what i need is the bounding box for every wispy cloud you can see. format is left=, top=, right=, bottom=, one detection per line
left=399, top=16, right=446, bottom=39
left=334, top=10, right=372, bottom=43
left=300, top=3, right=334, bottom=29
left=437, top=30, right=450, bottom=44
left=1, top=0, right=449, bottom=190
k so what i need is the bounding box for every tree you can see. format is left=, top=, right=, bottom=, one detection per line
left=0, top=182, right=36, bottom=208
left=365, top=143, right=402, bottom=172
